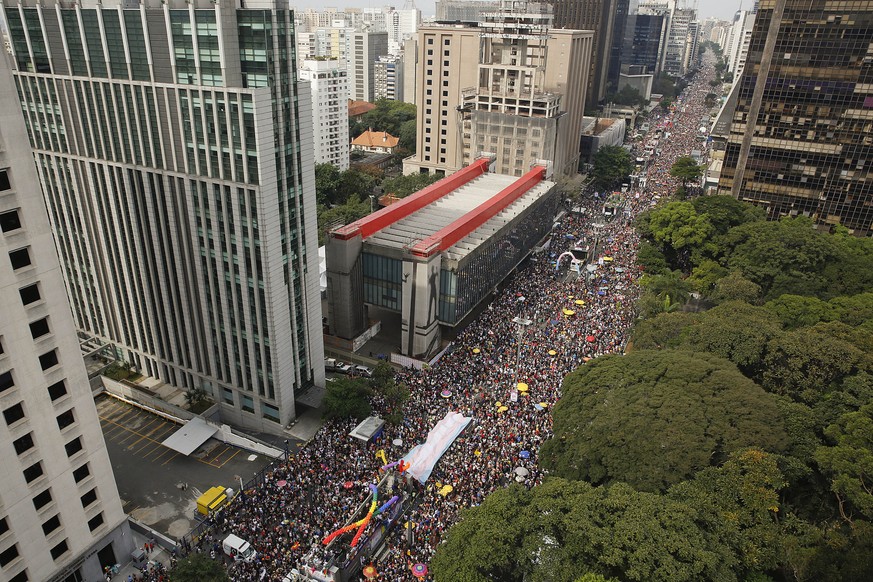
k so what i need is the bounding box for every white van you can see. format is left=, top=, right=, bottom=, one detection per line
left=223, top=534, right=256, bottom=563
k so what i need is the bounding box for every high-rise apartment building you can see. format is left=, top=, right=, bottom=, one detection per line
left=547, top=0, right=621, bottom=106
left=404, top=2, right=592, bottom=178
left=0, top=53, right=132, bottom=582
left=348, top=31, right=389, bottom=102
left=718, top=0, right=873, bottom=234
left=374, top=55, right=405, bottom=101
left=663, top=7, right=697, bottom=76
left=435, top=0, right=499, bottom=22
left=723, top=10, right=755, bottom=77
left=621, top=12, right=668, bottom=75
left=300, top=59, right=350, bottom=170
left=2, top=0, right=325, bottom=432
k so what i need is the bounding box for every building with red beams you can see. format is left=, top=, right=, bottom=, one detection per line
left=326, top=158, right=558, bottom=357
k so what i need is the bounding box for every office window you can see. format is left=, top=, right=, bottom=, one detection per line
left=0, top=169, right=10, bottom=191
left=87, top=513, right=104, bottom=532
left=13, top=433, right=34, bottom=455
left=65, top=437, right=83, bottom=457
left=0, top=544, right=19, bottom=567
left=42, top=514, right=61, bottom=536
left=8, top=571, right=26, bottom=582
left=39, top=349, right=58, bottom=371
left=80, top=488, right=97, bottom=508
left=23, top=461, right=44, bottom=483
left=56, top=409, right=75, bottom=430
left=32, top=489, right=52, bottom=510
left=30, top=318, right=50, bottom=340
left=72, top=463, right=90, bottom=483
left=9, top=248, right=31, bottom=270
left=19, top=284, right=40, bottom=305
left=47, top=380, right=67, bottom=401
left=222, top=387, right=233, bottom=404
left=3, top=402, right=25, bottom=426
left=0, top=371, right=13, bottom=393
left=0, top=517, right=7, bottom=535
left=49, top=539, right=68, bottom=560
left=0, top=209, right=21, bottom=233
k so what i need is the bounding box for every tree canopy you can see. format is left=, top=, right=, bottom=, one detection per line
left=323, top=376, right=372, bottom=420
left=669, top=156, right=705, bottom=187
left=170, top=553, right=229, bottom=582
left=541, top=350, right=790, bottom=492
left=380, top=172, right=442, bottom=199
left=591, top=145, right=634, bottom=191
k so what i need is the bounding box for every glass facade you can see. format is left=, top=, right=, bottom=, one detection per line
left=439, top=189, right=559, bottom=324
left=3, top=1, right=323, bottom=430
left=719, top=0, right=873, bottom=234
left=362, top=253, right=402, bottom=310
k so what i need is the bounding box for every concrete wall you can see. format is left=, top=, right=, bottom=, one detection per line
left=325, top=233, right=367, bottom=339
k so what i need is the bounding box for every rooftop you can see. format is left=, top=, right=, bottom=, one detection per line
left=364, top=165, right=553, bottom=262
left=352, top=129, right=400, bottom=149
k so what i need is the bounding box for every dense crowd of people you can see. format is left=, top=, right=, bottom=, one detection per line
left=177, top=59, right=719, bottom=582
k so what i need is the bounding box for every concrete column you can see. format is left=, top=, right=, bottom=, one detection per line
left=401, top=253, right=441, bottom=358
left=326, top=233, right=366, bottom=339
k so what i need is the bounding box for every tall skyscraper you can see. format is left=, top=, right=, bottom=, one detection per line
left=621, top=12, right=668, bottom=75
left=547, top=0, right=623, bottom=106
left=2, top=0, right=324, bottom=432
left=348, top=31, right=389, bottom=102
left=0, top=52, right=132, bottom=582
left=404, top=2, right=592, bottom=178
left=718, top=0, right=873, bottom=234
left=300, top=59, right=350, bottom=170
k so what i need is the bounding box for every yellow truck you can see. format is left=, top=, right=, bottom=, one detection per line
left=196, top=486, right=230, bottom=516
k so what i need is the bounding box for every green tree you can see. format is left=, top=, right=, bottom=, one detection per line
left=541, top=350, right=790, bottom=492
left=380, top=172, right=442, bottom=198
left=669, top=156, right=705, bottom=190
left=398, top=118, right=417, bottom=153
left=762, top=325, right=868, bottom=405
left=722, top=217, right=840, bottom=300
left=764, top=295, right=837, bottom=329
left=323, top=376, right=372, bottom=420
left=357, top=99, right=416, bottom=138
left=431, top=479, right=736, bottom=582
left=670, top=449, right=786, bottom=573
left=317, top=195, right=370, bottom=245
left=829, top=292, right=873, bottom=327
left=170, top=553, right=229, bottom=582
left=591, top=145, right=634, bottom=191
left=607, top=84, right=648, bottom=108
left=644, top=201, right=715, bottom=270
left=630, top=311, right=697, bottom=350
left=710, top=270, right=762, bottom=304
left=688, top=259, right=728, bottom=296
left=691, top=194, right=765, bottom=237
left=680, top=301, right=783, bottom=376
left=815, top=404, right=873, bottom=522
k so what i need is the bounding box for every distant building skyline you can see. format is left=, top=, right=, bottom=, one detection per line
left=287, top=0, right=743, bottom=21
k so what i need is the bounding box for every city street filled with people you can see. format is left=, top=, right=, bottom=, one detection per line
left=177, top=60, right=719, bottom=582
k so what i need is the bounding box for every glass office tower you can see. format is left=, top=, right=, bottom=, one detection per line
left=1, top=0, right=324, bottom=432
left=718, top=0, right=873, bottom=234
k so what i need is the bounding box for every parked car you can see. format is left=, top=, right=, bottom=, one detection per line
left=354, top=365, right=373, bottom=377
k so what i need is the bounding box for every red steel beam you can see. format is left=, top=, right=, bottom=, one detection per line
left=410, top=165, right=546, bottom=258
left=330, top=158, right=491, bottom=241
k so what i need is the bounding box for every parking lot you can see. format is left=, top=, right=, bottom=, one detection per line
left=96, top=395, right=273, bottom=539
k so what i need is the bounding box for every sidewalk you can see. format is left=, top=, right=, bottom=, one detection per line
left=111, top=527, right=173, bottom=581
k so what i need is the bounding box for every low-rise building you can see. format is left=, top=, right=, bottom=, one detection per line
left=352, top=130, right=400, bottom=154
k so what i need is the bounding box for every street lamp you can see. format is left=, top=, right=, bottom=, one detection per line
left=511, top=316, right=532, bottom=384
